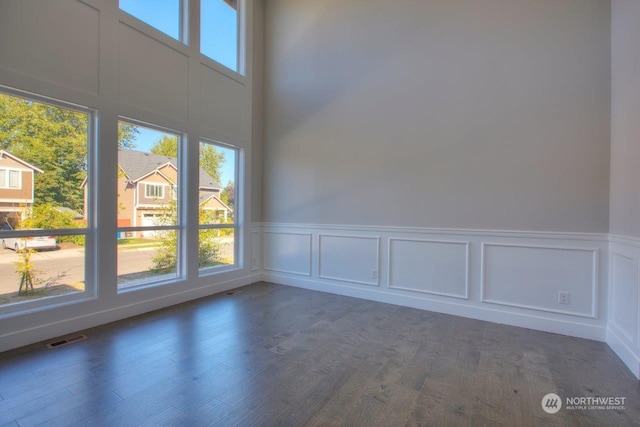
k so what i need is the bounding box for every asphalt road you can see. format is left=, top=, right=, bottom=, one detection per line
left=0, top=238, right=234, bottom=296
left=0, top=247, right=155, bottom=295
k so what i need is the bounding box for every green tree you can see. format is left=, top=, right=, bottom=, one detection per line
left=220, top=181, right=235, bottom=219
left=21, top=204, right=84, bottom=245
left=150, top=137, right=225, bottom=184
left=150, top=201, right=223, bottom=274
left=0, top=93, right=138, bottom=212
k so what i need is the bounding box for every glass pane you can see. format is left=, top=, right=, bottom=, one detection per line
left=0, top=92, right=89, bottom=230
left=0, top=236, right=85, bottom=306
left=201, top=0, right=239, bottom=71
left=199, top=228, right=234, bottom=270
left=0, top=91, right=89, bottom=307
left=120, top=0, right=181, bottom=41
left=117, top=229, right=178, bottom=288
left=117, top=122, right=180, bottom=228
left=199, top=141, right=235, bottom=225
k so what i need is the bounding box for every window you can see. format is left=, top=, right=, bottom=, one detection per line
left=120, top=0, right=184, bottom=42
left=117, top=120, right=183, bottom=290
left=0, top=169, right=22, bottom=189
left=201, top=0, right=240, bottom=72
left=145, top=183, right=165, bottom=199
left=0, top=89, right=92, bottom=310
left=8, top=170, right=20, bottom=188
left=199, top=139, right=238, bottom=273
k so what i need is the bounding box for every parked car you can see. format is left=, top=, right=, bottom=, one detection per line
left=1, top=224, right=57, bottom=251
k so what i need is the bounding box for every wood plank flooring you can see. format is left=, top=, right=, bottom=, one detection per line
left=1, top=282, right=639, bottom=426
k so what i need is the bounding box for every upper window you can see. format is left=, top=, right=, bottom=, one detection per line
left=0, top=169, right=21, bottom=189
left=120, top=0, right=184, bottom=42
left=201, top=0, right=240, bottom=72
left=145, top=183, right=165, bottom=199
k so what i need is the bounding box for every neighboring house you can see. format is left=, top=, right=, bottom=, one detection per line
left=0, top=150, right=43, bottom=228
left=92, top=149, right=231, bottom=237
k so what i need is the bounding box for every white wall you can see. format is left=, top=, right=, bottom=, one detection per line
left=263, top=0, right=611, bottom=232
left=0, top=0, right=261, bottom=351
left=607, top=0, right=640, bottom=379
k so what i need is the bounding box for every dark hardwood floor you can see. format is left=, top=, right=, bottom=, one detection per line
left=1, top=282, right=638, bottom=426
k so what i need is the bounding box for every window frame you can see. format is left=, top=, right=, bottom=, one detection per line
left=198, top=138, right=241, bottom=276
left=116, top=118, right=186, bottom=292
left=144, top=183, right=165, bottom=199
left=199, top=0, right=246, bottom=77
left=0, top=86, right=96, bottom=318
left=119, top=0, right=189, bottom=45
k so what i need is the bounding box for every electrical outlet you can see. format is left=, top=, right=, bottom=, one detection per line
left=558, top=291, right=570, bottom=305
left=371, top=269, right=378, bottom=280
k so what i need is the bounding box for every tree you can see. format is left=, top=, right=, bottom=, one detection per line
left=0, top=93, right=138, bottom=212
left=150, top=201, right=224, bottom=274
left=150, top=137, right=225, bottom=184
left=221, top=181, right=235, bottom=215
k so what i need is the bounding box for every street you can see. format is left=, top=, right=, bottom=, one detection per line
left=0, top=246, right=155, bottom=295
left=0, top=238, right=234, bottom=296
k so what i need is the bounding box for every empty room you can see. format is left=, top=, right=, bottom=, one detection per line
left=1, top=0, right=639, bottom=425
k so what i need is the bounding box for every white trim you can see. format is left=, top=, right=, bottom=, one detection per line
left=607, top=325, right=640, bottom=379
left=256, top=222, right=608, bottom=242
left=388, top=237, right=470, bottom=299
left=317, top=234, right=380, bottom=287
left=609, top=251, right=638, bottom=345
left=480, top=242, right=598, bottom=318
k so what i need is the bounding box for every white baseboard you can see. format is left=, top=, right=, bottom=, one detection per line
left=0, top=273, right=262, bottom=353
left=607, top=325, right=640, bottom=379
left=264, top=272, right=606, bottom=341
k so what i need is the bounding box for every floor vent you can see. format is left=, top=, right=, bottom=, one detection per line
left=226, top=290, right=241, bottom=296
left=47, top=334, right=87, bottom=349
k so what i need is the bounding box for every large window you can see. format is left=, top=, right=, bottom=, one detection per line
left=201, top=0, right=240, bottom=72
left=119, top=0, right=184, bottom=42
left=199, top=139, right=238, bottom=273
left=0, top=89, right=92, bottom=310
left=117, top=120, right=183, bottom=290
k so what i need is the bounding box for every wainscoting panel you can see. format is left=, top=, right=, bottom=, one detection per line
left=610, top=252, right=637, bottom=344
left=607, top=236, right=640, bottom=379
left=318, top=235, right=380, bottom=286
left=263, top=231, right=312, bottom=276
left=389, top=238, right=469, bottom=299
left=481, top=243, right=597, bottom=317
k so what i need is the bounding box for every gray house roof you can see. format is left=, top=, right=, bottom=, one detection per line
left=118, top=149, right=221, bottom=189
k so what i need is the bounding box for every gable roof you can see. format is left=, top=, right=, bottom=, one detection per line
left=0, top=150, right=44, bottom=173
left=118, top=149, right=221, bottom=189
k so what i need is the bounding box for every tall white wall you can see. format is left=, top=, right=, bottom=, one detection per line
left=263, top=0, right=611, bottom=232
left=0, top=0, right=261, bottom=351
left=607, top=0, right=640, bottom=379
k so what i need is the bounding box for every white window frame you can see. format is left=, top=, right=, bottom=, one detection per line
left=145, top=183, right=165, bottom=199
left=0, top=168, right=22, bottom=189
left=0, top=86, right=95, bottom=318
left=117, top=118, right=185, bottom=292
left=200, top=0, right=246, bottom=77
left=119, top=0, right=189, bottom=44
left=198, top=138, right=241, bottom=276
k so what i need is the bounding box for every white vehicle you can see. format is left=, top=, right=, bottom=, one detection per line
left=1, top=224, right=57, bottom=251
